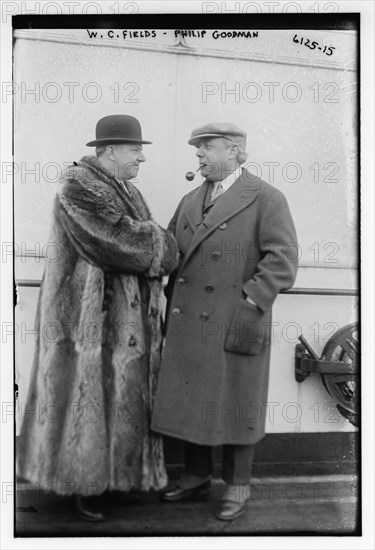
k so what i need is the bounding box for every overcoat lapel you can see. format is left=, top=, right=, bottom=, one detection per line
left=183, top=180, right=210, bottom=231
left=180, top=170, right=260, bottom=269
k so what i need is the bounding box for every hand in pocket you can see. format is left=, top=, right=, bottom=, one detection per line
left=224, top=299, right=265, bottom=356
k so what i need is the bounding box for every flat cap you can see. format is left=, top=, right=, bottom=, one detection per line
left=188, top=122, right=247, bottom=148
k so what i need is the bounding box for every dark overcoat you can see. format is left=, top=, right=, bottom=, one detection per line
left=151, top=169, right=298, bottom=446
left=17, top=156, right=178, bottom=495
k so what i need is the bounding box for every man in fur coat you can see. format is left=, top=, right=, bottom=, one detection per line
left=152, top=122, right=298, bottom=521
left=17, top=115, right=178, bottom=522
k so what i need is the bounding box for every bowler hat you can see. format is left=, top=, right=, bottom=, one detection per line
left=188, top=122, right=246, bottom=148
left=86, top=115, right=152, bottom=146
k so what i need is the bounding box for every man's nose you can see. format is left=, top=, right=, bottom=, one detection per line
left=196, top=147, right=204, bottom=157
left=138, top=151, right=146, bottom=162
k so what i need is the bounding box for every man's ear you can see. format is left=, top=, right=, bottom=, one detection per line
left=107, top=145, right=116, bottom=161
left=228, top=144, right=239, bottom=160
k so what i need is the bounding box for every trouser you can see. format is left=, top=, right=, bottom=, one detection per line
left=185, top=441, right=256, bottom=485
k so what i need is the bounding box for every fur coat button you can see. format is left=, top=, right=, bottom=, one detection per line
left=151, top=307, right=159, bottom=317
left=128, top=335, right=137, bottom=347
left=131, top=295, right=139, bottom=308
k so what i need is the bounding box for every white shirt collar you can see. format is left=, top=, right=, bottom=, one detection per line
left=212, top=165, right=244, bottom=194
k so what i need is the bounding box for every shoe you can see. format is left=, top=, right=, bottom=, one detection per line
left=160, top=480, right=211, bottom=501
left=215, top=499, right=248, bottom=521
left=74, top=495, right=105, bottom=522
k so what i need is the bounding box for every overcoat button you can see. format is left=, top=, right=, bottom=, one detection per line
left=172, top=307, right=181, bottom=317
left=212, top=251, right=221, bottom=261
left=219, top=223, right=228, bottom=230
left=205, top=284, right=214, bottom=293
left=200, top=312, right=210, bottom=322
left=177, top=277, right=186, bottom=286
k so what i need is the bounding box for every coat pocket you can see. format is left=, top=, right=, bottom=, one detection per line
left=224, top=299, right=265, bottom=356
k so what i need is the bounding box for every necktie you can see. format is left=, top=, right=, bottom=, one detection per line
left=211, top=181, right=225, bottom=202
left=121, top=181, right=130, bottom=196
left=115, top=177, right=130, bottom=196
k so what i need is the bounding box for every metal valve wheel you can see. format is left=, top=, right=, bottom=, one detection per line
left=320, top=322, right=359, bottom=426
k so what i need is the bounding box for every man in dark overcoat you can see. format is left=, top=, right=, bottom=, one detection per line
left=151, top=122, right=298, bottom=520
left=17, top=115, right=178, bottom=522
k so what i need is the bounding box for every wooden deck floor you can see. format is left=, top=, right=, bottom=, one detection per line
left=15, top=475, right=358, bottom=537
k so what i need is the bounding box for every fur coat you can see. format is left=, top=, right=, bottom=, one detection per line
left=17, top=156, right=178, bottom=496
